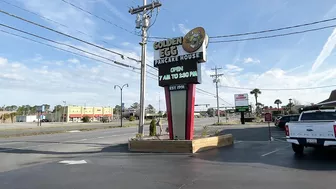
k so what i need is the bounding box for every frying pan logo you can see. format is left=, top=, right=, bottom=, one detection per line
left=182, top=27, right=206, bottom=53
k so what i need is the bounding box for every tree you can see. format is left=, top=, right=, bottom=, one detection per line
left=1, top=113, right=10, bottom=123
left=206, top=108, right=215, bottom=117
left=9, top=112, right=16, bottom=123
left=42, top=104, right=50, bottom=112
left=250, top=88, right=261, bottom=107
left=113, top=105, right=121, bottom=114
left=274, top=99, right=282, bottom=112
left=146, top=104, right=156, bottom=113
left=130, top=102, right=139, bottom=110
left=149, top=119, right=156, bottom=136
left=52, top=105, right=63, bottom=113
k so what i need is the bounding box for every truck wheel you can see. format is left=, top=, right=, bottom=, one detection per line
left=292, top=144, right=304, bottom=154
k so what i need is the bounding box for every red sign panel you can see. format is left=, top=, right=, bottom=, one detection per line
left=265, top=113, right=272, bottom=122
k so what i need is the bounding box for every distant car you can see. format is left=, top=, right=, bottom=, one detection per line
left=275, top=114, right=299, bottom=129
left=41, top=119, right=50, bottom=122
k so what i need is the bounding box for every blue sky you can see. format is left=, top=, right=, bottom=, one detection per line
left=0, top=0, right=336, bottom=110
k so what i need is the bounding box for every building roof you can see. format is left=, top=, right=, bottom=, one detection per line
left=317, top=89, right=336, bottom=107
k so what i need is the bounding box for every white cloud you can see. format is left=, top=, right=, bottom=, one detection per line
left=68, top=58, right=80, bottom=64
left=178, top=24, right=190, bottom=35
left=0, top=57, right=8, bottom=66
left=311, top=28, right=336, bottom=72
left=20, top=0, right=96, bottom=40
left=122, top=42, right=130, bottom=46
left=225, top=64, right=243, bottom=72
left=243, top=57, right=260, bottom=64
left=102, top=35, right=115, bottom=41
left=1, top=73, right=24, bottom=80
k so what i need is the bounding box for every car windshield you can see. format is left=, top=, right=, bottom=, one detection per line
left=300, top=112, right=336, bottom=121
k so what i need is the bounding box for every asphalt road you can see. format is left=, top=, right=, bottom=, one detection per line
left=0, top=117, right=216, bottom=172
left=1, top=121, right=336, bottom=188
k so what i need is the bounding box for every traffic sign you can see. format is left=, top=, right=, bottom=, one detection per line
left=265, top=112, right=272, bottom=122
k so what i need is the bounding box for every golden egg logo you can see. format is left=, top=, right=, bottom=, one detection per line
left=182, top=27, right=206, bottom=53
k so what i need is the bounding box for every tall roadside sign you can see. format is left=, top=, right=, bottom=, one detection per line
left=234, top=94, right=249, bottom=124
left=153, top=27, right=208, bottom=140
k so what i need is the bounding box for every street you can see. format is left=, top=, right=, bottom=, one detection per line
left=0, top=118, right=215, bottom=172
left=1, top=119, right=336, bottom=188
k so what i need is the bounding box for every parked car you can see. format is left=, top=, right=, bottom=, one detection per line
left=41, top=119, right=50, bottom=122
left=286, top=109, right=336, bottom=154
left=275, top=114, right=300, bottom=129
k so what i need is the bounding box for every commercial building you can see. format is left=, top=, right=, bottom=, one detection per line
left=56, top=105, right=113, bottom=123
left=16, top=115, right=38, bottom=123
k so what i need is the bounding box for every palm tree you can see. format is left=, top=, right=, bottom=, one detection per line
left=250, top=88, right=261, bottom=106
left=274, top=99, right=282, bottom=113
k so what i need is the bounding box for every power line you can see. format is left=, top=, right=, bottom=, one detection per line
left=210, top=24, right=336, bottom=43
left=196, top=88, right=232, bottom=106
left=0, top=8, right=159, bottom=71
left=210, top=16, right=336, bottom=38
left=0, top=0, right=106, bottom=43
left=0, top=29, right=132, bottom=71
left=60, top=0, right=136, bottom=35
left=60, top=0, right=166, bottom=40
left=219, top=84, right=336, bottom=91
left=0, top=9, right=135, bottom=59
left=0, top=23, right=139, bottom=70
left=0, top=29, right=159, bottom=81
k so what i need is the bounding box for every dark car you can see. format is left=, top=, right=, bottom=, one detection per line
left=41, top=119, right=50, bottom=122
left=275, top=114, right=300, bottom=129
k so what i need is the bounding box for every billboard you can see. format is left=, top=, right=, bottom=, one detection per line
left=234, top=94, right=249, bottom=112
left=153, top=27, right=208, bottom=67
left=158, top=60, right=202, bottom=87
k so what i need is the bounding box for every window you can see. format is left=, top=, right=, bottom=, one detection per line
left=300, top=111, right=336, bottom=121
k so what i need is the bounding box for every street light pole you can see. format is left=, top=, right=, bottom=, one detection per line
left=62, top=101, right=66, bottom=123
left=114, top=84, right=128, bottom=127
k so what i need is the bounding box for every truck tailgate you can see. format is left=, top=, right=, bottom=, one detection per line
left=288, top=121, right=336, bottom=139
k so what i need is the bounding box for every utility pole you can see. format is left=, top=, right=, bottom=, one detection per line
left=129, top=1, right=162, bottom=135
left=210, top=66, right=223, bottom=124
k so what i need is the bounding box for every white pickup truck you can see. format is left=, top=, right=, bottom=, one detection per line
left=286, top=109, right=336, bottom=154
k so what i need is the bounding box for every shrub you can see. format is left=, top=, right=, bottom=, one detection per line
left=82, top=116, right=90, bottom=123
left=201, top=126, right=208, bottom=137
left=129, top=116, right=135, bottom=121
left=149, top=119, right=156, bottom=136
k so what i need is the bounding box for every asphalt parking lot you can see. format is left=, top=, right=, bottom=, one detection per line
left=1, top=125, right=336, bottom=189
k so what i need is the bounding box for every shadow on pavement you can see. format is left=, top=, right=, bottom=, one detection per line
left=193, top=126, right=336, bottom=171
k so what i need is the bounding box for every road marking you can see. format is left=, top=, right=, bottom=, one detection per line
left=97, top=137, right=104, bottom=139
left=261, top=146, right=290, bottom=157
left=261, top=149, right=281, bottom=157
left=59, top=160, right=87, bottom=165
left=67, top=130, right=81, bottom=133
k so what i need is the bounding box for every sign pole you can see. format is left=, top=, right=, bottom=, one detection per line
left=265, top=112, right=272, bottom=141
left=268, top=122, right=271, bottom=141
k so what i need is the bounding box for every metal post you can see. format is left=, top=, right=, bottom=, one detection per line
left=62, top=101, right=66, bottom=123
left=114, top=84, right=128, bottom=128
left=268, top=122, right=271, bottom=141
left=120, top=88, right=123, bottom=127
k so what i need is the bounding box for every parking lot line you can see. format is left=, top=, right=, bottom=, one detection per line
left=261, top=145, right=290, bottom=157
